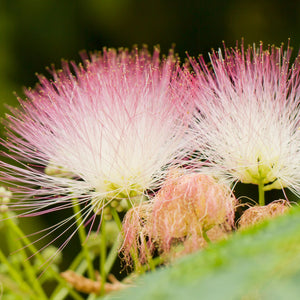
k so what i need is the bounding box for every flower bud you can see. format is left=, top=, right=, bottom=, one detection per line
left=239, top=200, right=290, bottom=229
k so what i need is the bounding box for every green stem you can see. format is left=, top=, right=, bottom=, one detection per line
left=4, top=215, right=84, bottom=300
left=100, top=217, right=106, bottom=295
left=17, top=241, right=48, bottom=300
left=111, top=206, right=141, bottom=273
left=72, top=199, right=95, bottom=280
left=140, top=256, right=164, bottom=273
left=131, top=250, right=143, bottom=274
left=4, top=217, right=47, bottom=299
left=0, top=249, right=39, bottom=300
left=105, top=208, right=123, bottom=274
left=141, top=235, right=155, bottom=272
left=258, top=180, right=265, bottom=206
left=110, top=207, right=122, bottom=230
left=5, top=219, right=21, bottom=273
left=203, top=230, right=211, bottom=244
left=126, top=198, right=133, bottom=210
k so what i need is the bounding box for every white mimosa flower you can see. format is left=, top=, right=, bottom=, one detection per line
left=190, top=42, right=300, bottom=203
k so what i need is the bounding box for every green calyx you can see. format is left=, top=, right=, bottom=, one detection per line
left=92, top=181, right=145, bottom=215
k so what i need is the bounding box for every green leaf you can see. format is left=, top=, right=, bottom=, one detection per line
left=102, top=206, right=300, bottom=300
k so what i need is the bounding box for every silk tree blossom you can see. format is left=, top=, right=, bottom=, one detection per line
left=121, top=171, right=236, bottom=265
left=1, top=47, right=194, bottom=242
left=190, top=42, right=300, bottom=205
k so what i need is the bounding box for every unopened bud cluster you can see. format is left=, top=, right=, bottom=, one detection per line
left=239, top=200, right=290, bottom=229
left=45, top=162, right=74, bottom=178
left=0, top=187, right=12, bottom=213
left=121, top=171, right=237, bottom=265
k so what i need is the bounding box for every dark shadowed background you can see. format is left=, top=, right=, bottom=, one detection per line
left=1, top=0, right=300, bottom=110
left=0, top=0, right=299, bottom=263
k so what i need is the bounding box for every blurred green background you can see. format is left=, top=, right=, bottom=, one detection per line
left=1, top=0, right=300, bottom=111
left=0, top=0, right=299, bottom=270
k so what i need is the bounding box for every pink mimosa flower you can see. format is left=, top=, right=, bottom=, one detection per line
left=1, top=47, right=193, bottom=244
left=150, top=171, right=235, bottom=248
left=190, top=42, right=300, bottom=199
left=121, top=171, right=236, bottom=265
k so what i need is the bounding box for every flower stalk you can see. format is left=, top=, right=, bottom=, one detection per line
left=3, top=214, right=84, bottom=300
left=0, top=248, right=38, bottom=300
left=202, top=230, right=211, bottom=244
left=72, top=199, right=95, bottom=280
left=100, top=217, right=106, bottom=295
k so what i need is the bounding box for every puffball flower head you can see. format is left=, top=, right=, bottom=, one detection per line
left=150, top=171, right=236, bottom=250
left=2, top=47, right=193, bottom=226
left=190, top=42, right=300, bottom=195
left=121, top=171, right=236, bottom=264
